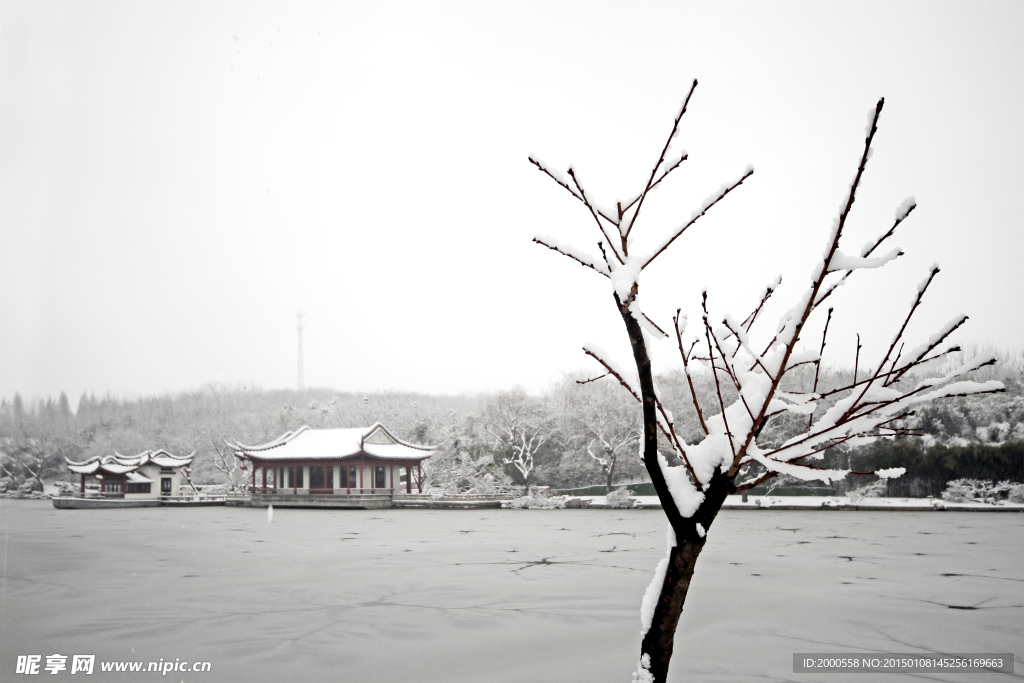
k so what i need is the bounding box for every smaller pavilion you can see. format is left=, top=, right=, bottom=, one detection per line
left=227, top=423, right=433, bottom=508
left=65, top=450, right=195, bottom=499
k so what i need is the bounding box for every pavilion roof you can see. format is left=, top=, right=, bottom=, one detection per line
left=65, top=449, right=194, bottom=476
left=227, top=423, right=434, bottom=463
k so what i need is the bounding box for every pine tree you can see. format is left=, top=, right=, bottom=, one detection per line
left=58, top=391, right=72, bottom=419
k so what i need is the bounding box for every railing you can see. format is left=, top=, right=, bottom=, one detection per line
left=59, top=491, right=235, bottom=502
left=420, top=485, right=527, bottom=500
left=161, top=492, right=234, bottom=502
left=69, top=491, right=125, bottom=499
left=252, top=487, right=402, bottom=496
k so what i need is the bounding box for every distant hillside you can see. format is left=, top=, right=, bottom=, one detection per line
left=2, top=349, right=1021, bottom=496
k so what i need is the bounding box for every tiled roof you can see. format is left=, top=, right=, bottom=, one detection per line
left=228, top=423, right=434, bottom=462
left=65, top=450, right=194, bottom=476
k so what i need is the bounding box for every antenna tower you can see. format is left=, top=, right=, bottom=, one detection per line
left=296, top=311, right=305, bottom=392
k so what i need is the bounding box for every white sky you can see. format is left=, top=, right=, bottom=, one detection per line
left=1, top=0, right=1021, bottom=404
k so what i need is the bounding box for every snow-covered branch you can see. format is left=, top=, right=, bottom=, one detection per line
left=622, top=79, right=699, bottom=241
left=641, top=166, right=754, bottom=269
left=533, top=235, right=611, bottom=277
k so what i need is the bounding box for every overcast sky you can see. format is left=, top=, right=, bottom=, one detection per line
left=2, top=0, right=1021, bottom=404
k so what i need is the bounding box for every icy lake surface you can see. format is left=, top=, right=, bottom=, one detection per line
left=2, top=500, right=1021, bottom=682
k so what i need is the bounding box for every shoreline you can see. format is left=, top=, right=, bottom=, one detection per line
left=19, top=492, right=1024, bottom=512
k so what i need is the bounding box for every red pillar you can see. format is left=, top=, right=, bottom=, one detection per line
left=80, top=474, right=85, bottom=496
left=358, top=461, right=364, bottom=491
left=417, top=463, right=423, bottom=493
left=406, top=465, right=412, bottom=494
left=389, top=465, right=395, bottom=493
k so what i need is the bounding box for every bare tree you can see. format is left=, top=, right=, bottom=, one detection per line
left=531, top=83, right=1003, bottom=683
left=207, top=439, right=248, bottom=493
left=483, top=388, right=553, bottom=489
left=1, top=435, right=68, bottom=492
left=570, top=376, right=641, bottom=494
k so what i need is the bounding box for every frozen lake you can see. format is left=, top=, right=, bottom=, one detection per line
left=1, top=500, right=1021, bottom=682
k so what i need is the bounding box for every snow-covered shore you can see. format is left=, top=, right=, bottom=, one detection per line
left=574, top=494, right=1024, bottom=511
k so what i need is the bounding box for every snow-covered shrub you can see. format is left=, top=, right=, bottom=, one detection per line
left=941, top=479, right=1013, bottom=503
left=1007, top=483, right=1024, bottom=503
left=605, top=487, right=637, bottom=508
left=502, top=493, right=567, bottom=509
left=847, top=480, right=887, bottom=502
left=942, top=479, right=978, bottom=502
left=54, top=481, right=76, bottom=496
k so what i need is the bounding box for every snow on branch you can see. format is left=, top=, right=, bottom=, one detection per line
left=913, top=354, right=998, bottom=389
left=673, top=310, right=709, bottom=436
left=895, top=196, right=916, bottom=222
left=721, top=315, right=772, bottom=377
left=642, top=165, right=754, bottom=269
left=874, top=264, right=942, bottom=379
left=630, top=300, right=670, bottom=339
left=533, top=235, right=611, bottom=276
left=582, top=344, right=641, bottom=402
left=739, top=275, right=782, bottom=334
left=826, top=246, right=902, bottom=272
left=623, top=79, right=700, bottom=241
left=567, top=167, right=626, bottom=264
left=887, top=312, right=968, bottom=384
left=815, top=200, right=914, bottom=309
left=528, top=156, right=620, bottom=228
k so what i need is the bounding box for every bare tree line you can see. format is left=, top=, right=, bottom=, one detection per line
left=1, top=347, right=1020, bottom=499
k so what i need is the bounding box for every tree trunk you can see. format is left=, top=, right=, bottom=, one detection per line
left=639, top=471, right=734, bottom=682
left=640, top=537, right=704, bottom=682
left=619, top=293, right=736, bottom=682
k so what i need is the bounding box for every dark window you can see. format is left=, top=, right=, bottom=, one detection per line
left=375, top=466, right=386, bottom=489
left=103, top=480, right=122, bottom=493
left=309, top=467, right=324, bottom=491
left=161, top=478, right=172, bottom=494
left=126, top=482, right=151, bottom=494
left=338, top=465, right=348, bottom=488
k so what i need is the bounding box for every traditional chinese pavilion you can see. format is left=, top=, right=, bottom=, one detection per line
left=64, top=450, right=194, bottom=499
left=227, top=423, right=434, bottom=509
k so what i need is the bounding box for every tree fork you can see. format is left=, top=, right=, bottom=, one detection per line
left=638, top=469, right=735, bottom=682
